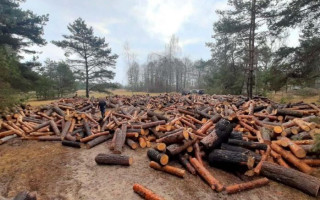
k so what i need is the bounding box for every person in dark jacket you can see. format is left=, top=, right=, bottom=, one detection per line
left=98, top=98, right=107, bottom=118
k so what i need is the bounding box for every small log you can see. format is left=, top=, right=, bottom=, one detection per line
left=62, top=140, right=81, bottom=148
left=147, top=149, right=169, bottom=165
left=126, top=138, right=138, bottom=150
left=53, top=105, right=65, bottom=116
left=189, top=157, right=224, bottom=192
left=226, top=178, right=269, bottom=194
left=95, top=153, right=132, bottom=166
left=149, top=161, right=185, bottom=178
left=133, top=184, right=164, bottom=200
left=147, top=111, right=168, bottom=121
left=261, top=161, right=320, bottom=196
left=139, top=137, right=147, bottom=148
left=166, top=139, right=197, bottom=156
left=156, top=143, right=166, bottom=152
left=156, top=130, right=188, bottom=144
left=86, top=135, right=112, bottom=149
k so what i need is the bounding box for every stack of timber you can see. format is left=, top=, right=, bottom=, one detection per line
left=2, top=94, right=320, bottom=197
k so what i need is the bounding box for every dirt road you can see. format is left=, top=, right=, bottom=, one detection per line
left=0, top=139, right=318, bottom=200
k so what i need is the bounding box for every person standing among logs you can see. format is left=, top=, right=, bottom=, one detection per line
left=98, top=98, right=107, bottom=119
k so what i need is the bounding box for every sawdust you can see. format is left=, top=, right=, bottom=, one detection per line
left=0, top=139, right=318, bottom=200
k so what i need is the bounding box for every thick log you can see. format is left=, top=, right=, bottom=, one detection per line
left=53, top=105, right=65, bottom=116
left=208, top=149, right=255, bottom=168
left=86, top=135, right=112, bottom=149
left=133, top=184, right=164, bottom=200
left=220, top=143, right=261, bottom=162
left=226, top=178, right=269, bottom=194
left=200, top=119, right=233, bottom=150
left=149, top=161, right=185, bottom=178
left=166, top=139, right=197, bottom=156
left=228, top=139, right=268, bottom=150
left=194, top=142, right=203, bottom=165
left=95, top=153, right=132, bottom=166
left=189, top=157, right=224, bottom=192
left=229, top=131, right=243, bottom=140
left=83, top=119, right=92, bottom=136
left=62, top=140, right=81, bottom=148
left=261, top=161, right=320, bottom=196
left=276, top=109, right=303, bottom=117
left=114, top=124, right=127, bottom=154
left=147, top=149, right=169, bottom=165
left=60, top=120, right=71, bottom=140
left=49, top=120, right=60, bottom=135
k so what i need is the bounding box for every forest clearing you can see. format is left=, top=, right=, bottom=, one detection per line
left=1, top=0, right=320, bottom=199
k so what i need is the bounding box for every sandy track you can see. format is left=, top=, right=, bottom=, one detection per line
left=0, top=139, right=318, bottom=200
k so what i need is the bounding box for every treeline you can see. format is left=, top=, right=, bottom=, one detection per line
left=126, top=0, right=320, bottom=97
left=125, top=36, right=207, bottom=93
left=0, top=0, right=118, bottom=109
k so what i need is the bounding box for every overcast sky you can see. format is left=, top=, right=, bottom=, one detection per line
left=20, top=0, right=299, bottom=84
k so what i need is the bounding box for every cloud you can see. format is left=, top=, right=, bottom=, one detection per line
left=180, top=38, right=202, bottom=47
left=133, top=0, right=194, bottom=40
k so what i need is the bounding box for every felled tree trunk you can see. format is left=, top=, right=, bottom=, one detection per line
left=261, top=161, right=320, bottom=196
left=208, top=149, right=255, bottom=168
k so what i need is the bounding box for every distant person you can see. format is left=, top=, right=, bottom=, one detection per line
left=98, top=98, right=107, bottom=118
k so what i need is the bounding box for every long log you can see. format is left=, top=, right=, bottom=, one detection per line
left=228, top=139, right=268, bottom=150
left=276, top=109, right=303, bottom=117
left=95, top=153, right=132, bottom=166
left=49, top=120, right=60, bottom=135
left=60, top=120, right=71, bottom=140
left=80, top=131, right=110, bottom=143
left=220, top=143, right=261, bottom=162
left=208, top=149, right=255, bottom=168
left=189, top=157, right=224, bottom=192
left=86, top=135, right=112, bottom=149
left=261, top=161, right=320, bottom=196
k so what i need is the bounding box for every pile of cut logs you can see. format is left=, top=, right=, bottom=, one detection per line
left=2, top=94, right=320, bottom=198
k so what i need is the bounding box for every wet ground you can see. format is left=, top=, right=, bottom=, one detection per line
left=0, top=139, right=318, bottom=200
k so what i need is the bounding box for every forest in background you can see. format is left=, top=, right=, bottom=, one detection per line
left=126, top=0, right=320, bottom=98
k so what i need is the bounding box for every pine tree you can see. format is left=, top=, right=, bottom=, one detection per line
left=53, top=18, right=118, bottom=97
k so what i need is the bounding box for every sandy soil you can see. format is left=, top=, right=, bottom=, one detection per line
left=0, top=139, right=318, bottom=200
